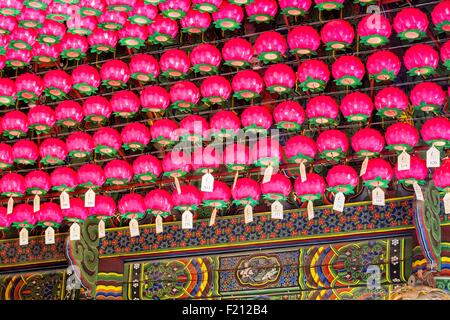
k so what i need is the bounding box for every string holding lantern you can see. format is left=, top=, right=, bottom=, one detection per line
left=32, top=43, right=61, bottom=64
left=326, top=165, right=359, bottom=195
left=385, top=122, right=419, bottom=153
left=357, top=13, right=392, bottom=47
left=42, top=69, right=72, bottom=100
left=121, top=122, right=151, bottom=151
left=59, top=33, right=88, bottom=60
left=331, top=56, right=365, bottom=88
left=39, top=138, right=68, bottom=165
left=0, top=143, right=12, bottom=169
left=263, top=63, right=296, bottom=94
left=316, top=129, right=349, bottom=161
left=100, top=59, right=130, bottom=89
left=111, top=90, right=140, bottom=118
left=118, top=22, right=148, bottom=49
left=159, top=0, right=191, bottom=20
left=66, top=14, right=97, bottom=36
left=180, top=9, right=211, bottom=35
left=129, top=54, right=160, bottom=83
left=145, top=189, right=173, bottom=218
left=170, top=81, right=200, bottom=110
left=209, top=110, right=241, bottom=139
left=132, top=154, right=162, bottom=182
left=297, top=59, right=330, bottom=92
left=190, top=43, right=221, bottom=75
left=104, top=159, right=133, bottom=186
left=179, top=114, right=209, bottom=143
left=159, top=49, right=190, bottom=79
left=431, top=0, right=450, bottom=33
left=88, top=28, right=118, bottom=54
left=192, top=0, right=222, bottom=12
left=232, top=177, right=261, bottom=207
left=223, top=143, right=251, bottom=172
left=83, top=96, right=112, bottom=124
left=421, top=117, right=450, bottom=150
left=320, top=19, right=354, bottom=51
left=366, top=50, right=401, bottom=82
left=287, top=25, right=320, bottom=56
left=12, top=140, right=38, bottom=165
left=403, top=44, right=439, bottom=77
left=2, top=110, right=29, bottom=139
left=0, top=172, right=25, bottom=197
left=361, top=158, right=393, bottom=189
left=273, top=100, right=305, bottom=131
left=261, top=173, right=292, bottom=202
left=71, top=65, right=101, bottom=96
left=25, top=170, right=51, bottom=196
left=66, top=132, right=95, bottom=159
left=38, top=19, right=66, bottom=45
left=93, top=127, right=123, bottom=156
left=212, top=2, right=243, bottom=31
left=140, top=86, right=170, bottom=113
left=50, top=167, right=78, bottom=192
left=37, top=202, right=63, bottom=229
left=27, top=105, right=56, bottom=134
left=55, top=100, right=84, bottom=128
left=395, top=155, right=428, bottom=187
left=148, top=15, right=179, bottom=45
left=410, top=82, right=446, bottom=113
left=314, top=0, right=344, bottom=11
left=279, top=0, right=311, bottom=16
left=128, top=1, right=158, bottom=25
left=77, top=163, right=106, bottom=189
left=221, top=38, right=253, bottom=68
left=393, top=7, right=429, bottom=41
left=294, top=173, right=326, bottom=219
left=0, top=78, right=15, bottom=106
left=374, top=87, right=409, bottom=118
left=305, top=95, right=339, bottom=126
left=15, top=73, right=43, bottom=103
left=351, top=127, right=385, bottom=159
left=240, top=105, right=272, bottom=134
left=339, top=92, right=374, bottom=123
left=97, top=10, right=128, bottom=31
left=232, top=70, right=264, bottom=100
left=150, top=118, right=179, bottom=147
left=245, top=0, right=277, bottom=23
left=253, top=31, right=287, bottom=63
left=200, top=75, right=231, bottom=105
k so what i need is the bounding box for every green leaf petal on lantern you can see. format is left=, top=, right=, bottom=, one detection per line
left=213, top=19, right=241, bottom=31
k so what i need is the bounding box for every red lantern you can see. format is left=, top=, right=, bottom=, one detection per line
left=314, top=0, right=344, bottom=11
left=118, top=22, right=148, bottom=49
left=273, top=100, right=305, bottom=131
left=160, top=49, right=190, bottom=79
left=39, top=138, right=68, bottom=165
left=129, top=54, right=160, bottom=82
left=351, top=128, right=385, bottom=158
left=263, top=63, right=296, bottom=94
left=88, top=195, right=116, bottom=219
left=47, top=2, right=74, bottom=22
left=0, top=142, right=12, bottom=169
left=170, top=81, right=200, bottom=110
left=410, top=82, right=445, bottom=113
left=15, top=72, right=43, bottom=103
left=0, top=78, right=15, bottom=106
left=232, top=177, right=260, bottom=207
left=43, top=69, right=72, bottom=100
left=148, top=15, right=179, bottom=45
left=5, top=48, right=31, bottom=68
left=98, top=10, right=127, bottom=31
left=10, top=204, right=36, bottom=229
left=0, top=16, right=15, bottom=35
left=294, top=172, right=325, bottom=202
left=385, top=122, right=419, bottom=152
left=145, top=189, right=173, bottom=217
left=340, top=92, right=373, bottom=123
left=209, top=110, right=240, bottom=138
left=60, top=33, right=89, bottom=60
left=77, top=163, right=105, bottom=188
left=320, top=19, right=354, bottom=51
left=50, top=167, right=78, bottom=192
left=9, top=27, right=36, bottom=50
left=83, top=96, right=112, bottom=123
left=0, top=0, right=23, bottom=17
left=12, top=140, right=38, bottom=165
left=200, top=75, right=231, bottom=104
left=250, top=137, right=282, bottom=167
left=395, top=155, right=428, bottom=186
left=394, top=7, right=429, bottom=41
left=317, top=129, right=349, bottom=160
left=121, top=122, right=150, bottom=151
left=287, top=25, right=320, bottom=56
left=27, top=105, right=56, bottom=134
left=32, top=42, right=61, bottom=63
left=171, top=185, right=202, bottom=211
left=357, top=13, right=392, bottom=47
left=261, top=173, right=292, bottom=201
left=180, top=9, right=211, bottom=34
left=191, top=146, right=222, bottom=173
left=72, top=64, right=101, bottom=95
left=254, top=31, right=287, bottom=63
left=212, top=2, right=243, bottom=31
left=159, top=0, right=191, bottom=20
left=62, top=198, right=88, bottom=222
left=140, top=86, right=170, bottom=113
left=326, top=165, right=358, bottom=195
left=2, top=110, right=28, bottom=138
left=297, top=59, right=329, bottom=92
left=88, top=28, right=118, bottom=53
left=133, top=154, right=162, bottom=182
left=150, top=118, right=179, bottom=146
left=331, top=56, right=365, bottom=87
left=279, top=0, right=311, bottom=16
left=241, top=105, right=272, bottom=134
left=285, top=135, right=316, bottom=164
left=104, top=159, right=133, bottom=185
left=366, top=50, right=401, bottom=82
left=111, top=90, right=140, bottom=118
left=18, top=7, right=46, bottom=29
left=190, top=43, right=221, bottom=74
left=93, top=127, right=122, bottom=156
left=362, top=158, right=393, bottom=188
left=374, top=87, right=408, bottom=118
left=432, top=0, right=450, bottom=33
left=306, top=95, right=339, bottom=126
left=421, top=117, right=450, bottom=149
left=37, top=202, right=64, bottom=228
left=0, top=172, right=25, bottom=197
left=202, top=180, right=231, bottom=209
left=193, top=0, right=222, bottom=12
left=223, top=143, right=250, bottom=171
left=25, top=170, right=51, bottom=195
left=66, top=132, right=94, bottom=159
left=232, top=70, right=264, bottom=100
left=66, top=14, right=97, bottom=36
left=38, top=19, right=66, bottom=45
left=162, top=150, right=192, bottom=177
left=179, top=114, right=209, bottom=142
left=221, top=38, right=253, bottom=68
left=55, top=100, right=84, bottom=128
left=404, top=44, right=439, bottom=77
left=245, top=0, right=277, bottom=23
left=128, top=1, right=158, bottom=25
left=100, top=59, right=130, bottom=88
left=433, top=160, right=450, bottom=192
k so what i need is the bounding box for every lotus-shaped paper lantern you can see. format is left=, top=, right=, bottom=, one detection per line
left=0, top=207, right=10, bottom=230
left=162, top=150, right=192, bottom=178
left=180, top=9, right=211, bottom=34
left=66, top=132, right=94, bottom=159
left=128, top=1, right=158, bottom=25
left=179, top=114, right=209, bottom=142
left=191, top=146, right=222, bottom=173
left=148, top=15, right=179, bottom=45
left=431, top=0, right=450, bottom=33
left=66, top=15, right=97, bottom=36
left=37, top=202, right=63, bottom=228
left=18, top=7, right=45, bottom=29
left=294, top=172, right=326, bottom=202
left=261, top=173, right=292, bottom=201
left=232, top=177, right=261, bottom=206
left=38, top=19, right=66, bottom=45
left=193, top=0, right=223, bottom=12
left=27, top=105, right=55, bottom=134
left=394, top=7, right=429, bottom=41
left=150, top=118, right=179, bottom=146
left=88, top=28, right=118, bottom=53
left=160, top=49, right=190, bottom=79
left=62, top=198, right=88, bottom=223
left=200, top=75, right=231, bottom=104
left=212, top=2, right=243, bottom=30
left=172, top=185, right=202, bottom=211
left=32, top=43, right=61, bottom=64
left=287, top=25, right=320, bottom=55
left=395, top=155, right=428, bottom=186
left=202, top=180, right=231, bottom=209
left=47, top=2, right=73, bottom=21
left=254, top=31, right=287, bottom=63
left=140, top=86, right=170, bottom=113
left=39, top=138, right=68, bottom=165
left=121, top=122, right=150, bottom=151
left=77, top=163, right=105, bottom=189
left=285, top=135, right=317, bottom=164
left=15, top=73, right=43, bottom=103
left=25, top=170, right=51, bottom=195
left=170, top=81, right=200, bottom=110
left=190, top=43, right=221, bottom=74
left=331, top=56, right=365, bottom=87
left=9, top=27, right=36, bottom=50
left=317, top=129, right=349, bottom=160
left=104, top=159, right=133, bottom=185
left=100, top=59, right=130, bottom=88
left=433, top=160, right=450, bottom=192
left=357, top=13, right=392, bottom=47
left=326, top=165, right=358, bottom=194
left=72, top=65, right=101, bottom=95
left=10, top=204, right=36, bottom=229
left=362, top=158, right=393, bottom=188
left=118, top=22, right=148, bottom=49
left=232, top=70, right=264, bottom=100
left=273, top=101, right=305, bottom=131
left=133, top=154, right=162, bottom=182
left=222, top=38, right=253, bottom=67
left=374, top=87, right=409, bottom=118
left=111, top=90, right=140, bottom=118
left=366, top=50, right=401, bottom=82
left=83, top=96, right=112, bottom=123
left=43, top=70, right=72, bottom=100
left=55, top=100, right=84, bottom=128
left=145, top=189, right=173, bottom=217
left=385, top=122, right=419, bottom=152
left=93, top=127, right=123, bottom=156
left=88, top=195, right=116, bottom=219
left=223, top=143, right=250, bottom=171
left=421, top=117, right=450, bottom=149
left=5, top=48, right=31, bottom=68
left=306, top=95, right=339, bottom=125
left=97, top=10, right=128, bottom=30
left=340, top=92, right=373, bottom=123
left=59, top=33, right=88, bottom=60
left=51, top=167, right=78, bottom=192
left=0, top=0, right=23, bottom=17
left=321, top=19, right=354, bottom=50
left=159, top=0, right=191, bottom=20
left=241, top=105, right=272, bottom=134
left=0, top=143, right=12, bottom=169
left=0, top=78, right=15, bottom=106
left=12, top=140, right=38, bottom=165
left=250, top=137, right=282, bottom=167
left=403, top=44, right=439, bottom=77
left=129, top=54, right=160, bottom=82
left=279, top=0, right=311, bottom=16
left=351, top=128, right=385, bottom=158
left=297, top=59, right=330, bottom=92
left=410, top=82, right=446, bottom=112
left=263, top=63, right=296, bottom=94
left=209, top=110, right=240, bottom=138
left=0, top=172, right=25, bottom=197
left=2, top=110, right=29, bottom=138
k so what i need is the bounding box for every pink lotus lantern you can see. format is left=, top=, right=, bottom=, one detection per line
left=433, top=160, right=450, bottom=192
left=287, top=25, right=320, bottom=56
left=351, top=128, right=385, bottom=158
left=121, top=122, right=150, bottom=151
left=273, top=100, right=305, bottom=131
left=285, top=135, right=316, bottom=165
left=62, top=198, right=88, bottom=223
left=39, top=138, right=68, bottom=165
left=43, top=70, right=72, bottom=100
left=0, top=78, right=15, bottom=106
left=294, top=173, right=325, bottom=204
left=340, top=92, right=374, bottom=123
left=98, top=10, right=127, bottom=31
left=321, top=19, right=354, bottom=51
left=140, top=86, right=170, bottom=113
left=159, top=0, right=191, bottom=20
left=200, top=75, right=231, bottom=104
left=72, top=65, right=101, bottom=95
left=254, top=31, right=287, bottom=63
left=0, top=207, right=10, bottom=230
left=441, top=40, right=450, bottom=70
left=279, top=0, right=311, bottom=16
left=0, top=0, right=23, bottom=17
left=0, top=143, right=12, bottom=169
left=32, top=43, right=61, bottom=64
left=212, top=2, right=243, bottom=31
left=331, top=56, right=365, bottom=87
left=129, top=54, right=160, bottom=82
left=66, top=132, right=94, bottom=159
left=245, top=0, right=277, bottom=23
left=223, top=143, right=250, bottom=171
left=385, top=122, right=419, bottom=152
left=100, top=59, right=130, bottom=88
left=162, top=150, right=192, bottom=178
left=59, top=33, right=88, bottom=60
left=118, top=22, right=148, bottom=49
left=180, top=9, right=211, bottom=34
left=9, top=27, right=36, bottom=50
left=150, top=118, right=179, bottom=146
left=38, top=19, right=66, bottom=45
left=10, top=204, right=36, bottom=229
left=362, top=158, right=393, bottom=188
left=0, top=172, right=25, bottom=197
left=93, top=127, right=123, bottom=155
left=128, top=1, right=158, bottom=25
left=179, top=114, right=209, bottom=142
left=421, top=117, right=450, bottom=149
left=111, top=90, right=140, bottom=118
left=12, top=140, right=38, bottom=165
left=37, top=202, right=63, bottom=228
left=106, top=0, right=136, bottom=12
left=404, top=44, right=439, bottom=77
left=232, top=70, right=264, bottom=100
left=250, top=137, right=282, bottom=167
left=170, top=81, right=200, bottom=110
left=410, top=82, right=445, bottom=112
left=306, top=95, right=339, bottom=126
left=317, top=129, right=349, bottom=160
left=55, top=100, right=84, bottom=128
left=83, top=96, right=112, bottom=123
left=190, top=43, right=221, bottom=74
left=314, top=0, right=344, bottom=11
left=222, top=38, right=253, bottom=68
left=357, top=13, right=392, bottom=47
left=0, top=16, right=16, bottom=35
left=145, top=189, right=173, bottom=217
left=171, top=185, right=202, bottom=211
left=5, top=49, right=31, bottom=68
left=395, top=155, right=428, bottom=186
left=191, top=146, right=222, bottom=173
left=366, top=50, right=401, bottom=82
left=432, top=0, right=450, bottom=33
left=104, top=159, right=133, bottom=185
left=25, top=170, right=51, bottom=195
left=77, top=163, right=105, bottom=189
left=46, top=2, right=73, bottom=22
left=160, top=49, right=190, bottom=79
left=27, top=105, right=56, bottom=134
left=374, top=87, right=409, bottom=118
left=193, top=0, right=222, bottom=12
left=18, top=7, right=45, bottom=29
left=297, top=59, right=330, bottom=92
left=133, top=154, right=162, bottom=182
left=241, top=105, right=272, bottom=134
left=2, top=110, right=29, bottom=138
left=394, top=7, right=429, bottom=41
left=15, top=73, right=43, bottom=103
left=88, top=195, right=116, bottom=220
left=66, top=15, right=97, bottom=36
left=232, top=177, right=260, bottom=207
left=263, top=63, right=296, bottom=94
left=209, top=110, right=240, bottom=138
left=148, top=15, right=179, bottom=45
left=261, top=173, right=292, bottom=201
left=326, top=165, right=358, bottom=195
left=88, top=28, right=118, bottom=53
left=202, top=180, right=231, bottom=210
left=51, top=167, right=78, bottom=192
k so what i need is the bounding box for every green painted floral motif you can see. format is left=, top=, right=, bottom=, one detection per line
left=266, top=85, right=292, bottom=95
left=243, top=124, right=267, bottom=135
left=194, top=3, right=218, bottom=12
left=288, top=154, right=313, bottom=164
left=94, top=145, right=118, bottom=156
left=67, top=28, right=93, bottom=36
left=182, top=26, right=208, bottom=34
left=52, top=185, right=75, bottom=192
left=17, top=91, right=39, bottom=103
left=113, top=111, right=137, bottom=119
left=14, top=158, right=36, bottom=165
left=147, top=209, right=171, bottom=217
left=9, top=40, right=32, bottom=51
left=424, top=139, right=450, bottom=149
left=68, top=150, right=92, bottom=159
left=353, top=0, right=376, bottom=5
left=33, top=55, right=58, bottom=64
left=44, top=88, right=67, bottom=101
left=11, top=221, right=34, bottom=229
left=308, top=117, right=337, bottom=126
left=29, top=123, right=52, bottom=135
left=85, top=114, right=107, bottom=124
left=254, top=157, right=279, bottom=168
left=0, top=162, right=13, bottom=169
left=56, top=118, right=79, bottom=128
left=223, top=60, right=250, bottom=68
left=0, top=8, right=21, bottom=16
left=297, top=193, right=322, bottom=202
left=290, top=48, right=317, bottom=56
left=226, top=163, right=248, bottom=172
left=151, top=136, right=176, bottom=147
left=163, top=169, right=188, bottom=178
left=229, top=0, right=254, bottom=5
left=3, top=130, right=26, bottom=139
left=26, top=187, right=48, bottom=195
left=0, top=95, right=15, bottom=107
left=107, top=4, right=133, bottom=12
left=46, top=13, right=71, bottom=21
left=161, top=70, right=187, bottom=79
left=106, top=178, right=130, bottom=186
left=24, top=0, right=50, bottom=10
left=171, top=101, right=196, bottom=111
left=201, top=96, right=227, bottom=105
left=174, top=204, right=198, bottom=212
left=355, top=150, right=379, bottom=158
left=19, top=20, right=43, bottom=29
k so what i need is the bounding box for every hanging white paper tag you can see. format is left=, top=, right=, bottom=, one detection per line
left=70, top=222, right=81, bottom=241
left=209, top=208, right=217, bottom=226
left=174, top=176, right=181, bottom=194
left=7, top=196, right=13, bottom=215
left=45, top=226, right=55, bottom=244
left=271, top=200, right=283, bottom=220
left=60, top=191, right=70, bottom=209
left=307, top=201, right=314, bottom=220
left=333, top=192, right=345, bottom=212
left=232, top=171, right=239, bottom=189
left=33, top=194, right=40, bottom=213
left=244, top=204, right=253, bottom=223
left=85, top=188, right=96, bottom=208
left=155, top=215, right=163, bottom=234
left=413, top=182, right=424, bottom=201
left=427, top=146, right=440, bottom=168
left=444, top=193, right=450, bottom=214
left=182, top=210, right=193, bottom=229
left=201, top=172, right=214, bottom=192
left=98, top=220, right=106, bottom=239
left=299, top=162, right=307, bottom=182
left=360, top=157, right=369, bottom=176
left=19, top=228, right=28, bottom=246
left=263, top=165, right=273, bottom=183
left=129, top=218, right=140, bottom=237
left=397, top=151, right=411, bottom=171
left=372, top=187, right=385, bottom=206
